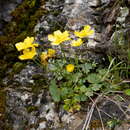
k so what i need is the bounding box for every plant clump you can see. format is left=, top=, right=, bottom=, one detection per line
left=15, top=24, right=130, bottom=113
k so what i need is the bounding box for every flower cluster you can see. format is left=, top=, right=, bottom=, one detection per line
left=48, top=25, right=94, bottom=47
left=47, top=25, right=94, bottom=72
left=15, top=25, right=94, bottom=72
left=15, top=37, right=39, bottom=60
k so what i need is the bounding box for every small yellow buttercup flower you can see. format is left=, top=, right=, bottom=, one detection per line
left=74, top=25, right=94, bottom=38
left=40, top=52, right=48, bottom=65
left=40, top=49, right=56, bottom=65
left=71, top=39, right=83, bottom=47
left=19, top=47, right=37, bottom=60
left=66, top=64, right=75, bottom=72
left=15, top=37, right=38, bottom=51
left=48, top=49, right=56, bottom=57
left=48, top=30, right=70, bottom=45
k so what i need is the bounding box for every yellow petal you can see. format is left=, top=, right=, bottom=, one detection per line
left=48, top=34, right=55, bottom=42
left=40, top=52, right=48, bottom=65
left=15, top=42, right=25, bottom=51
left=63, top=31, right=69, bottom=36
left=40, top=52, right=48, bottom=60
left=84, top=25, right=91, bottom=31
left=49, top=30, right=70, bottom=45
left=74, top=31, right=83, bottom=38
left=87, top=30, right=94, bottom=35
left=33, top=43, right=39, bottom=47
left=15, top=37, right=38, bottom=51
left=24, top=37, right=34, bottom=44
left=54, top=30, right=62, bottom=36
left=66, top=64, right=75, bottom=72
left=71, top=39, right=83, bottom=47
left=19, top=47, right=36, bottom=60
left=74, top=25, right=94, bottom=38
left=48, top=49, right=56, bottom=57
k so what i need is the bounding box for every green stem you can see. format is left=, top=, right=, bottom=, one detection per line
left=32, top=59, right=43, bottom=69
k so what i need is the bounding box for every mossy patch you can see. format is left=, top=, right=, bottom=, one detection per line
left=0, top=0, right=47, bottom=83
left=12, top=62, right=25, bottom=74
left=1, top=0, right=47, bottom=45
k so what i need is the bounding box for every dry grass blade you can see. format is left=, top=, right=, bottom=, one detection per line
left=96, top=105, right=105, bottom=130
left=82, top=94, right=102, bottom=130
left=89, top=97, right=105, bottom=130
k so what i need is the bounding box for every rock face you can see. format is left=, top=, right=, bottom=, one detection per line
left=34, top=0, right=119, bottom=62
left=6, top=86, right=130, bottom=130
left=1, top=0, right=130, bottom=130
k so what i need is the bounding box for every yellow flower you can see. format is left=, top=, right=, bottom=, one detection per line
left=74, top=25, right=94, bottom=38
left=66, top=64, right=75, bottom=72
left=48, top=49, right=56, bottom=57
left=40, top=49, right=56, bottom=65
left=40, top=52, right=48, bottom=65
left=19, top=47, right=37, bottom=60
left=15, top=37, right=38, bottom=51
left=71, top=39, right=83, bottom=47
left=48, top=30, right=70, bottom=45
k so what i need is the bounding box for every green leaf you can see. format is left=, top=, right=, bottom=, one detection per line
left=87, top=73, right=101, bottom=83
left=49, top=80, right=60, bottom=102
left=57, top=59, right=65, bottom=68
left=80, top=94, right=87, bottom=101
left=81, top=63, right=92, bottom=74
left=85, top=88, right=93, bottom=97
left=80, top=85, right=88, bottom=93
left=124, top=89, right=130, bottom=96
left=61, top=87, right=69, bottom=97
left=91, top=84, right=102, bottom=91
left=98, top=69, right=107, bottom=76
left=56, top=74, right=63, bottom=80
left=71, top=73, right=82, bottom=83
left=74, top=94, right=87, bottom=102
left=48, top=64, right=57, bottom=71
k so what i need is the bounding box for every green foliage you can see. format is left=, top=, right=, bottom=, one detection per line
left=87, top=73, right=101, bottom=84
left=47, top=58, right=116, bottom=112
left=107, top=119, right=121, bottom=129
left=124, top=89, right=130, bottom=96
left=47, top=54, right=130, bottom=112
left=80, top=63, right=93, bottom=74
left=49, top=80, right=60, bottom=102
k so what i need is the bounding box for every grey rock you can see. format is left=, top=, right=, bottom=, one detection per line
left=13, top=64, right=43, bottom=86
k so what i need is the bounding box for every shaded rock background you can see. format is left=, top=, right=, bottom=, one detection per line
left=0, top=0, right=130, bottom=130
left=0, top=0, right=23, bottom=35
